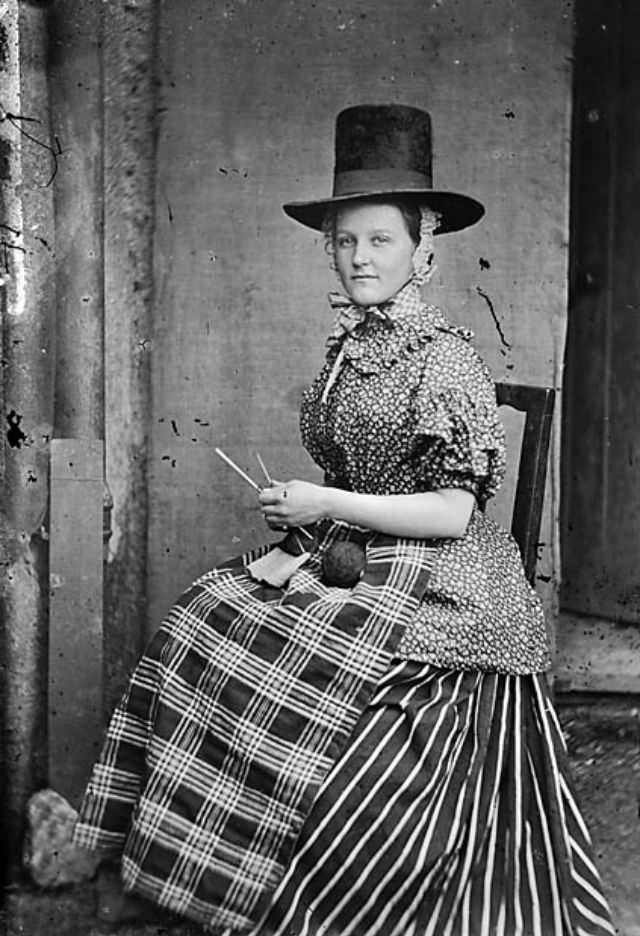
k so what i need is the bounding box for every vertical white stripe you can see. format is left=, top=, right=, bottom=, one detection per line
left=479, top=799, right=501, bottom=935
left=1, top=0, right=26, bottom=318
left=539, top=685, right=569, bottom=751
left=531, top=677, right=573, bottom=845
left=512, top=677, right=524, bottom=934
left=558, top=772, right=593, bottom=844
left=496, top=898, right=507, bottom=936
left=528, top=750, right=564, bottom=935
left=460, top=884, right=471, bottom=936
left=471, top=680, right=511, bottom=932
left=524, top=820, right=544, bottom=936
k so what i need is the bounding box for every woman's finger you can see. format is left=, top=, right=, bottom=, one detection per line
left=259, top=484, right=288, bottom=506
left=264, top=515, right=288, bottom=531
left=262, top=503, right=286, bottom=519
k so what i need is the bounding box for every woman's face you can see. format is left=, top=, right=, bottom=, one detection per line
left=334, top=202, right=417, bottom=306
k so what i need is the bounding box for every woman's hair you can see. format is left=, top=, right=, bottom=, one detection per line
left=322, top=198, right=429, bottom=258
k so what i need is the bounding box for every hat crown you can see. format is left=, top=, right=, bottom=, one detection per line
left=333, top=105, right=433, bottom=194
left=282, top=103, right=484, bottom=234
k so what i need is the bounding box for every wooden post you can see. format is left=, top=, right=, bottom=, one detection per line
left=47, top=0, right=106, bottom=801
left=0, top=0, right=56, bottom=879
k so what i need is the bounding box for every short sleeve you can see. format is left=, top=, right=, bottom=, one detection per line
left=411, top=337, right=506, bottom=504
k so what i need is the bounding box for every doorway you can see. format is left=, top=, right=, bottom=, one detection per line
left=558, top=0, right=640, bottom=691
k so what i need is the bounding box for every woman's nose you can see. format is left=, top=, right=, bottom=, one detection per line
left=352, top=243, right=371, bottom=267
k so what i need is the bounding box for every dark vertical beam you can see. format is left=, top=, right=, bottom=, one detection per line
left=561, top=0, right=618, bottom=614
left=562, top=0, right=640, bottom=623
left=0, top=0, right=56, bottom=879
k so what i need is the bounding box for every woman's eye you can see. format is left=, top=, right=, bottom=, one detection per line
left=372, top=234, right=390, bottom=245
left=336, top=235, right=353, bottom=248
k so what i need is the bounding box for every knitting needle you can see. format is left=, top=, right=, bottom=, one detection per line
left=216, top=447, right=311, bottom=539
left=215, top=447, right=261, bottom=492
left=255, top=451, right=314, bottom=541
left=255, top=452, right=272, bottom=485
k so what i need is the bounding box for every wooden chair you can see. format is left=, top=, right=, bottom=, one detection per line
left=495, top=382, right=555, bottom=585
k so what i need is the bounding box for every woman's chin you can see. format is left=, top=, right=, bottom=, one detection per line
left=347, top=286, right=389, bottom=307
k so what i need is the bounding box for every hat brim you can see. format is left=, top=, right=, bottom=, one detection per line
left=282, top=190, right=484, bottom=234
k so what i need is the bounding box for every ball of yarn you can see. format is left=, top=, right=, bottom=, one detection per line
left=322, top=541, right=366, bottom=588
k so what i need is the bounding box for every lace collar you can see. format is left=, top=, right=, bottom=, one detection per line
left=325, top=282, right=473, bottom=374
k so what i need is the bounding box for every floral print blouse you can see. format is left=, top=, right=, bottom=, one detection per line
left=300, top=284, right=550, bottom=674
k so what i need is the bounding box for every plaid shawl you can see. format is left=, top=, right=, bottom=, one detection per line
left=73, top=522, right=435, bottom=932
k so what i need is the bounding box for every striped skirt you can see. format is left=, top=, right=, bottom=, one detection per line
left=250, top=662, right=614, bottom=936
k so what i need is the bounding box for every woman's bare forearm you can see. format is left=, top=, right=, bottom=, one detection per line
left=320, top=487, right=474, bottom=538
left=259, top=481, right=475, bottom=539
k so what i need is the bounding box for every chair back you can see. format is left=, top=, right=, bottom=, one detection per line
left=495, top=382, right=555, bottom=584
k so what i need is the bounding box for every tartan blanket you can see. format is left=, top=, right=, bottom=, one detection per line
left=73, top=522, right=436, bottom=933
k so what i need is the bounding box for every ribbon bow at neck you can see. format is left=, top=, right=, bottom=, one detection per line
left=327, top=292, right=393, bottom=346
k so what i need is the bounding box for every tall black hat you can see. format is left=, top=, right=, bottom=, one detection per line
left=283, top=104, right=484, bottom=234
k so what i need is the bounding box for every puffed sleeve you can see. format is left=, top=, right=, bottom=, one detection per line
left=410, top=334, right=506, bottom=504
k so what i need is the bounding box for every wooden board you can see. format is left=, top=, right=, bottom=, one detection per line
left=49, top=438, right=104, bottom=804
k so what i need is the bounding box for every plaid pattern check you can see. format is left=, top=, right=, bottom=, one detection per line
left=73, top=522, right=436, bottom=931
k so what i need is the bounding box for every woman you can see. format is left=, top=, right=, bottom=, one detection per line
left=74, top=105, right=614, bottom=936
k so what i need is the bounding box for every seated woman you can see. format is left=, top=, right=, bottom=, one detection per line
left=73, top=104, right=614, bottom=936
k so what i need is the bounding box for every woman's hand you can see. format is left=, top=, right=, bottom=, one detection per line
left=259, top=481, right=474, bottom=540
left=258, top=480, right=328, bottom=530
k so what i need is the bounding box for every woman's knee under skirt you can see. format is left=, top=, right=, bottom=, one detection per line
left=253, top=662, right=614, bottom=936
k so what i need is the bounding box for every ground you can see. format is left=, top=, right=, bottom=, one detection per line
left=2, top=698, right=639, bottom=935
left=563, top=699, right=640, bottom=936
